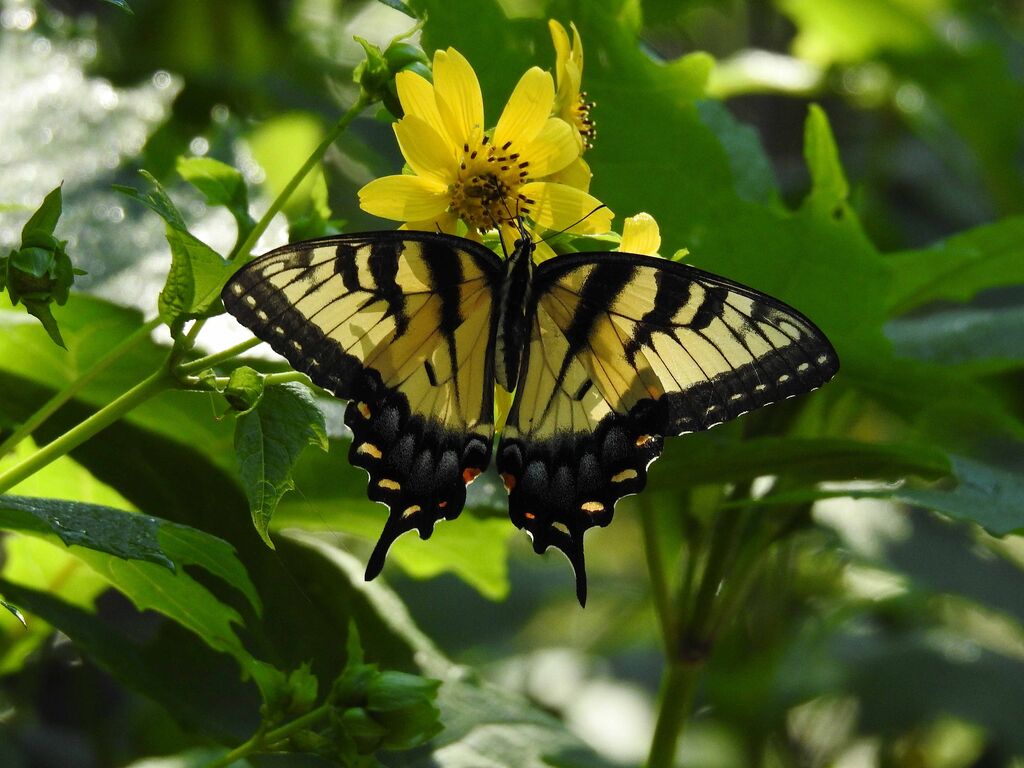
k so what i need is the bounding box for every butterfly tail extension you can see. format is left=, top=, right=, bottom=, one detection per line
left=498, top=419, right=664, bottom=606
left=345, top=380, right=494, bottom=581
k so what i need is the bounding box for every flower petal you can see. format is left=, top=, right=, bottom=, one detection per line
left=570, top=22, right=584, bottom=72
left=395, top=71, right=448, bottom=142
left=521, top=118, right=580, bottom=177
left=546, top=156, right=592, bottom=192
left=433, top=48, right=484, bottom=148
left=401, top=210, right=459, bottom=235
left=519, top=181, right=613, bottom=234
left=494, top=67, right=555, bottom=150
left=359, top=174, right=450, bottom=222
left=619, top=213, right=662, bottom=256
left=394, top=116, right=457, bottom=184
left=531, top=237, right=559, bottom=263
left=549, top=20, right=571, bottom=75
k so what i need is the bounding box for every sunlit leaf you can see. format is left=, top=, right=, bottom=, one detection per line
left=234, top=382, right=328, bottom=547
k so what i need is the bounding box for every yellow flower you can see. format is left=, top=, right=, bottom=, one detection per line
left=549, top=20, right=595, bottom=152
left=617, top=213, right=662, bottom=256
left=358, top=47, right=612, bottom=239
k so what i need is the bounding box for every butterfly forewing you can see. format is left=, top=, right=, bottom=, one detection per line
left=222, top=232, right=504, bottom=574
left=496, top=252, right=839, bottom=603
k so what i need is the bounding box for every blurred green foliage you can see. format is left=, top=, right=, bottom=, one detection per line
left=0, top=0, right=1022, bottom=766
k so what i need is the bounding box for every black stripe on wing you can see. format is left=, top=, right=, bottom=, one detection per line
left=497, top=250, right=839, bottom=604
left=222, top=231, right=504, bottom=580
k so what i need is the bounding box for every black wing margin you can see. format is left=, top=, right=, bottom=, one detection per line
left=221, top=231, right=504, bottom=577
left=496, top=252, right=839, bottom=604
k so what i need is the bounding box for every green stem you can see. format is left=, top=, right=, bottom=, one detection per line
left=204, top=703, right=333, bottom=768
left=179, top=92, right=371, bottom=375
left=640, top=496, right=673, bottom=650
left=177, top=337, right=262, bottom=376
left=646, top=663, right=700, bottom=768
left=230, top=92, right=371, bottom=263
left=0, top=317, right=162, bottom=459
left=0, top=369, right=172, bottom=494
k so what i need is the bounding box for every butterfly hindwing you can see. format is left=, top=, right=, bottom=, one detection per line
left=496, top=252, right=840, bottom=603
left=222, top=232, right=504, bottom=574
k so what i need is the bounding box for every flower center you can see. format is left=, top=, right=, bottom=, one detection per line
left=449, top=137, right=536, bottom=232
left=574, top=91, right=596, bottom=150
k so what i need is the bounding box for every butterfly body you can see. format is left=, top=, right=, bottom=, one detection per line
left=222, top=230, right=839, bottom=604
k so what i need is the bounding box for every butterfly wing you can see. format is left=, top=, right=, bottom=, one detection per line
left=496, top=252, right=839, bottom=603
left=222, top=231, right=503, bottom=576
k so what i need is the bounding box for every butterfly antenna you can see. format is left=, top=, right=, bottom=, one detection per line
left=536, top=203, right=608, bottom=246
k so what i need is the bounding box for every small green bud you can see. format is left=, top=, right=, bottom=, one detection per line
left=224, top=366, right=264, bottom=412
left=384, top=41, right=428, bottom=71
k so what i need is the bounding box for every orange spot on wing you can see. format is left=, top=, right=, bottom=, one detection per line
left=500, top=472, right=516, bottom=492
left=462, top=467, right=481, bottom=485
left=438, top=500, right=448, bottom=508
left=636, top=434, right=655, bottom=447
left=524, top=511, right=536, bottom=520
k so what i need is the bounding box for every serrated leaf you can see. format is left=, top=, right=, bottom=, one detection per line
left=158, top=226, right=232, bottom=324
left=176, top=156, right=256, bottom=246
left=234, top=383, right=329, bottom=547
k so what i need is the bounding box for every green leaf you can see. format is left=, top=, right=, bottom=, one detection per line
left=696, top=100, right=778, bottom=205
left=886, top=304, right=1024, bottom=374
left=803, top=104, right=850, bottom=217
left=158, top=226, right=232, bottom=324
left=0, top=494, right=261, bottom=669
left=20, top=185, right=63, bottom=240
left=895, top=455, right=1024, bottom=537
left=176, top=156, right=256, bottom=247
left=887, top=217, right=1024, bottom=315
left=374, top=0, right=417, bottom=18
left=0, top=295, right=236, bottom=477
left=101, top=0, right=134, bottom=13
left=20, top=299, right=66, bottom=349
left=654, top=435, right=950, bottom=488
left=0, top=576, right=262, bottom=741
left=246, top=113, right=331, bottom=225
left=234, top=382, right=329, bottom=547
left=0, top=599, right=25, bottom=627
left=778, top=0, right=934, bottom=64
left=274, top=449, right=512, bottom=599
left=284, top=537, right=616, bottom=767
left=114, top=170, right=188, bottom=231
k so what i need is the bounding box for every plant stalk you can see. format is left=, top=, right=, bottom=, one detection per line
left=0, top=369, right=172, bottom=494
left=0, top=317, right=162, bottom=459
left=204, top=703, right=333, bottom=768
left=229, top=91, right=371, bottom=262
left=646, top=662, right=699, bottom=768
